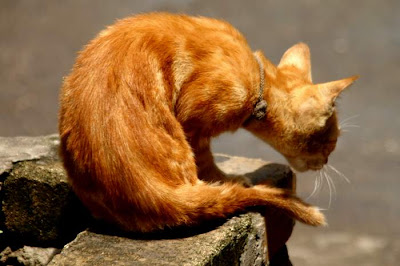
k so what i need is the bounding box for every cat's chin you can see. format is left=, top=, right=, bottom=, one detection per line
left=294, top=166, right=325, bottom=174
left=289, top=163, right=323, bottom=173
left=286, top=156, right=326, bottom=172
left=290, top=165, right=308, bottom=173
left=285, top=158, right=308, bottom=172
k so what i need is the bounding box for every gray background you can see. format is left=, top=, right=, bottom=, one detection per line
left=1, top=0, right=399, bottom=264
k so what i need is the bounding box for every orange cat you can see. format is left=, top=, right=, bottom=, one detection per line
left=59, top=13, right=357, bottom=232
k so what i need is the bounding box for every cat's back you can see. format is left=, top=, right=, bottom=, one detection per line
left=61, top=12, right=253, bottom=110
left=106, top=12, right=243, bottom=40
left=81, top=12, right=248, bottom=63
left=60, top=12, right=255, bottom=140
left=63, top=12, right=248, bottom=89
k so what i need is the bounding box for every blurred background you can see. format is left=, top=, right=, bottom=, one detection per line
left=1, top=0, right=399, bottom=264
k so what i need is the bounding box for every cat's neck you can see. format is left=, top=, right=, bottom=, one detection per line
left=175, top=52, right=267, bottom=138
left=251, top=54, right=267, bottom=121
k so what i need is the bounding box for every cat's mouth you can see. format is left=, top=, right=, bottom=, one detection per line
left=307, top=165, right=325, bottom=171
left=285, top=156, right=326, bottom=172
left=290, top=163, right=324, bottom=172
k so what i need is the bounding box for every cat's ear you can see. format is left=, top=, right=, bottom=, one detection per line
left=279, top=43, right=312, bottom=82
left=319, top=75, right=359, bottom=103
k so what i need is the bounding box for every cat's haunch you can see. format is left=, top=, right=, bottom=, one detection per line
left=59, top=13, right=357, bottom=232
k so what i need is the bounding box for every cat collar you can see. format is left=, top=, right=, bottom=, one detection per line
left=253, top=54, right=267, bottom=120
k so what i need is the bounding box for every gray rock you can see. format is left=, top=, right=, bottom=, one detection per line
left=0, top=135, right=294, bottom=264
left=0, top=246, right=60, bottom=266
left=239, top=213, right=267, bottom=266
left=0, top=135, right=61, bottom=233
left=49, top=154, right=294, bottom=265
left=2, top=160, right=89, bottom=245
left=215, top=153, right=294, bottom=187
left=0, top=247, right=12, bottom=264
left=49, top=213, right=267, bottom=266
left=0, top=134, right=60, bottom=176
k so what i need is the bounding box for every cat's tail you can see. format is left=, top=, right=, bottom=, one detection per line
left=118, top=181, right=326, bottom=232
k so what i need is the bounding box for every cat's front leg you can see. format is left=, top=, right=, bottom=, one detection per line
left=190, top=136, right=251, bottom=186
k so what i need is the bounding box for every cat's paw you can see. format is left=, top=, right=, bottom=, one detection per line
left=306, top=206, right=327, bottom=226
left=291, top=200, right=327, bottom=226
left=262, top=186, right=327, bottom=226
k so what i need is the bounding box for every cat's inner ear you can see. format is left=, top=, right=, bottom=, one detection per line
left=318, top=75, right=359, bottom=103
left=278, top=42, right=312, bottom=83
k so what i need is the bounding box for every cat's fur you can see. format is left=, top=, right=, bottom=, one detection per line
left=59, top=13, right=357, bottom=232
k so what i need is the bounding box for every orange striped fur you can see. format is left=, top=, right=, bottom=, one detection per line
left=59, top=13, right=357, bottom=232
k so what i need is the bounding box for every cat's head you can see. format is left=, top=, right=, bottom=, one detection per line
left=245, top=43, right=358, bottom=172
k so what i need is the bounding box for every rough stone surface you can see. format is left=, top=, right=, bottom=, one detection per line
left=0, top=246, right=60, bottom=266
left=2, top=160, right=90, bottom=245
left=49, top=213, right=266, bottom=266
left=215, top=153, right=294, bottom=188
left=217, top=153, right=295, bottom=259
left=0, top=134, right=60, bottom=175
left=0, top=135, right=296, bottom=265
left=48, top=153, right=294, bottom=265
left=239, top=213, right=267, bottom=266
left=0, top=135, right=61, bottom=239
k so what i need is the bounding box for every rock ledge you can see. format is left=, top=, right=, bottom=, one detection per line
left=0, top=135, right=295, bottom=265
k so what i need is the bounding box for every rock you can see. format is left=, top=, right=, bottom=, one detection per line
left=2, top=160, right=90, bottom=245
left=0, top=246, right=60, bottom=266
left=217, top=153, right=296, bottom=259
left=49, top=153, right=294, bottom=265
left=0, top=134, right=60, bottom=176
left=0, top=247, right=12, bottom=264
left=0, top=135, right=295, bottom=264
left=0, top=134, right=62, bottom=247
left=239, top=214, right=268, bottom=266
left=49, top=213, right=267, bottom=266
left=215, top=153, right=295, bottom=188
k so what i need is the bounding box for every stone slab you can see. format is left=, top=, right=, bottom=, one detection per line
left=2, top=160, right=90, bottom=245
left=49, top=213, right=266, bottom=266
left=0, top=135, right=295, bottom=264
left=0, top=246, right=60, bottom=266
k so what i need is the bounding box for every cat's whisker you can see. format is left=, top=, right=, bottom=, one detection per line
left=340, top=123, right=360, bottom=128
left=307, top=173, right=320, bottom=199
left=324, top=176, right=331, bottom=209
left=329, top=173, right=337, bottom=197
left=318, top=170, right=324, bottom=195
left=327, top=164, right=351, bottom=184
left=307, top=170, right=324, bottom=199
left=339, top=114, right=360, bottom=126
left=339, top=115, right=360, bottom=131
left=308, top=166, right=343, bottom=209
left=339, top=123, right=360, bottom=133
left=325, top=166, right=337, bottom=196
left=340, top=124, right=360, bottom=130
left=322, top=168, right=333, bottom=209
left=315, top=171, right=322, bottom=195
